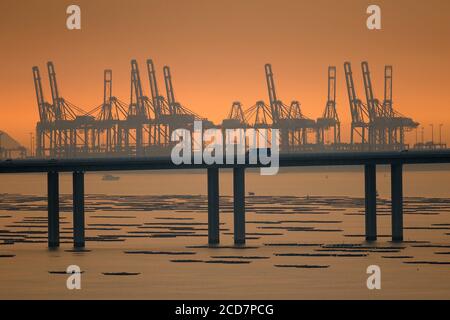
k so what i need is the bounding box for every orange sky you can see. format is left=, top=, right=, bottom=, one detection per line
left=1, top=0, right=450, bottom=147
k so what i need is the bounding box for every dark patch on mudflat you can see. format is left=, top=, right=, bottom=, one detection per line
left=344, top=234, right=391, bottom=238
left=149, top=234, right=177, bottom=238
left=186, top=245, right=259, bottom=250
left=155, top=217, right=194, bottom=221
left=85, top=227, right=122, bottom=231
left=316, top=248, right=401, bottom=253
left=91, top=215, right=136, bottom=219
left=88, top=223, right=141, bottom=227
left=102, top=272, right=140, bottom=276
left=274, top=264, right=329, bottom=269
left=210, top=256, right=269, bottom=260
left=204, top=260, right=251, bottom=264
left=412, top=244, right=450, bottom=248
left=264, top=243, right=322, bottom=247
left=124, top=250, right=196, bottom=255
left=86, top=238, right=125, bottom=242
left=48, top=271, right=84, bottom=274
left=392, top=240, right=430, bottom=244
left=275, top=253, right=367, bottom=257
left=405, top=226, right=450, bottom=230
left=403, top=261, right=450, bottom=265
left=322, top=244, right=406, bottom=249
left=223, top=232, right=283, bottom=236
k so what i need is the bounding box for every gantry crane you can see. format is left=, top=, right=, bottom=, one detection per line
left=145, top=59, right=171, bottom=146
left=288, top=101, right=315, bottom=147
left=265, top=64, right=290, bottom=150
left=34, top=62, right=92, bottom=157
left=48, top=62, right=88, bottom=156
left=94, top=70, right=128, bottom=153
left=361, top=62, right=418, bottom=149
left=128, top=59, right=163, bottom=155
left=344, top=62, right=369, bottom=145
left=244, top=101, right=272, bottom=128
left=381, top=65, right=418, bottom=148
left=243, top=64, right=315, bottom=152
left=162, top=65, right=207, bottom=127
left=33, top=66, right=54, bottom=157
left=146, top=59, right=164, bottom=119
left=30, top=60, right=424, bottom=158
left=362, top=61, right=386, bottom=146
left=162, top=65, right=215, bottom=152
left=129, top=59, right=148, bottom=119
left=265, top=64, right=282, bottom=124
left=316, top=66, right=340, bottom=145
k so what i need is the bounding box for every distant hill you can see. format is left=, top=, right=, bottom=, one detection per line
left=0, top=130, right=24, bottom=149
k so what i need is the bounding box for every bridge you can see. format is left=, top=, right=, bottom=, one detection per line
left=1, top=150, right=450, bottom=248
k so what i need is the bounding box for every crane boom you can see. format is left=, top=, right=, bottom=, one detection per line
left=327, top=66, right=336, bottom=105
left=130, top=59, right=146, bottom=117
left=146, top=59, right=159, bottom=105
left=104, top=69, right=112, bottom=105
left=264, top=64, right=280, bottom=123
left=265, top=64, right=277, bottom=106
left=361, top=61, right=377, bottom=121
left=32, top=66, right=49, bottom=122
left=101, top=69, right=113, bottom=120
left=47, top=61, right=62, bottom=120
left=344, top=62, right=360, bottom=122
left=344, top=61, right=369, bottom=144
left=147, top=59, right=163, bottom=118
left=163, top=66, right=176, bottom=115
left=323, top=66, right=338, bottom=120
left=383, top=65, right=393, bottom=116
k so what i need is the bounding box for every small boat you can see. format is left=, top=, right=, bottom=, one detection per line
left=102, top=174, right=120, bottom=181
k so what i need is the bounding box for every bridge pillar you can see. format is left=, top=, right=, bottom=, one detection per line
left=73, top=171, right=85, bottom=248
left=391, top=163, right=403, bottom=242
left=364, top=164, right=377, bottom=241
left=47, top=171, right=60, bottom=248
left=207, top=168, right=220, bottom=245
left=233, top=167, right=246, bottom=245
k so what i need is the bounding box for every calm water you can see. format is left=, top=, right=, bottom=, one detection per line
left=0, top=166, right=449, bottom=299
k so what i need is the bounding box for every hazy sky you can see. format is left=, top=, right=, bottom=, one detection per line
left=1, top=0, right=449, bottom=147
